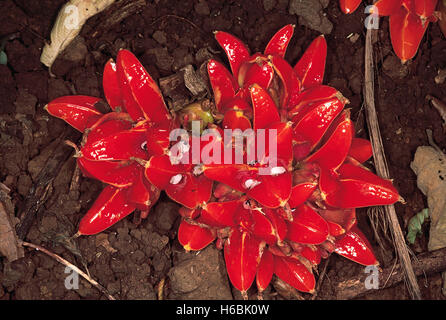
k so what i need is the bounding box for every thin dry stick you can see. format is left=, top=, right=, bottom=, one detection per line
left=311, top=258, right=330, bottom=300
left=364, top=29, right=422, bottom=299
left=21, top=241, right=116, bottom=300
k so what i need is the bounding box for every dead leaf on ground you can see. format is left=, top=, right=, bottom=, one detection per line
left=0, top=202, right=24, bottom=262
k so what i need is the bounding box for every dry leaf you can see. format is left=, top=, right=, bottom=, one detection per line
left=411, top=145, right=446, bottom=251
left=40, top=0, right=116, bottom=68
left=0, top=202, right=24, bottom=262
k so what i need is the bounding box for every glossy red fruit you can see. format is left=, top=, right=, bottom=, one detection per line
left=286, top=204, right=329, bottom=244
left=348, top=138, right=373, bottom=163
left=238, top=54, right=274, bottom=89
left=305, top=116, right=353, bottom=171
left=339, top=0, right=362, bottom=14
left=294, top=35, right=327, bottom=90
left=117, top=49, right=171, bottom=122
left=178, top=219, right=216, bottom=251
left=125, top=168, right=160, bottom=211
left=222, top=109, right=252, bottom=131
left=270, top=55, right=301, bottom=109
left=390, top=5, right=428, bottom=62
left=299, top=245, right=321, bottom=266
left=274, top=255, right=315, bottom=293
left=77, top=158, right=139, bottom=188
left=44, top=96, right=102, bottom=132
left=371, top=0, right=401, bottom=16
left=324, top=163, right=401, bottom=208
left=224, top=228, right=263, bottom=293
left=288, top=182, right=318, bottom=208
left=78, top=185, right=136, bottom=235
left=256, top=249, right=274, bottom=292
left=335, top=227, right=378, bottom=265
left=207, top=59, right=237, bottom=112
left=251, top=84, right=280, bottom=130
left=85, top=112, right=133, bottom=143
left=413, top=0, right=438, bottom=20
left=144, top=155, right=212, bottom=209
left=102, top=59, right=123, bottom=112
left=293, top=96, right=345, bottom=150
left=199, top=200, right=240, bottom=228
left=81, top=125, right=149, bottom=161
left=264, top=24, right=295, bottom=58
left=214, top=31, right=250, bottom=78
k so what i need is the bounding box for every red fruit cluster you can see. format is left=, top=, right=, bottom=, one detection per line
left=45, top=25, right=401, bottom=297
left=340, top=0, right=438, bottom=62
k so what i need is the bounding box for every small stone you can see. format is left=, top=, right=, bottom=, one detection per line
left=62, top=36, right=88, bottom=63
left=147, top=47, right=174, bottom=72
left=194, top=0, right=210, bottom=15
left=263, top=0, right=276, bottom=11
left=382, top=54, right=408, bottom=79
left=14, top=88, right=37, bottom=115
left=152, top=30, right=167, bottom=45
left=47, top=78, right=71, bottom=101
left=154, top=202, right=180, bottom=232
left=168, top=246, right=233, bottom=299
left=17, top=174, right=32, bottom=196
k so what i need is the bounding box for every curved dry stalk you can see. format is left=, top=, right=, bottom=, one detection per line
left=21, top=241, right=116, bottom=300
left=363, top=28, right=421, bottom=300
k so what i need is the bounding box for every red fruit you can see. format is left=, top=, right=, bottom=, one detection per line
left=224, top=228, right=263, bottom=293
left=214, top=31, right=250, bottom=78
left=286, top=204, right=329, bottom=244
left=270, top=55, right=301, bottom=109
left=207, top=59, right=237, bottom=112
left=371, top=0, right=402, bottom=16
left=246, top=171, right=292, bottom=208
left=305, top=116, right=353, bottom=171
left=299, top=245, right=321, bottom=266
left=264, top=24, right=295, bottom=58
left=77, top=158, right=139, bottom=188
left=318, top=208, right=356, bottom=234
left=125, top=168, right=160, bottom=211
left=102, top=59, right=123, bottom=112
left=414, top=0, right=438, bottom=19
left=222, top=109, right=252, bottom=131
left=324, top=163, right=401, bottom=208
left=288, top=85, right=340, bottom=115
left=335, top=228, right=378, bottom=265
left=84, top=112, right=133, bottom=143
left=264, top=208, right=288, bottom=243
left=348, top=138, right=373, bottom=163
left=144, top=155, right=212, bottom=209
left=145, top=120, right=177, bottom=156
left=199, top=200, right=240, bottom=228
left=274, top=256, right=315, bottom=293
left=178, top=220, right=216, bottom=251
left=45, top=96, right=102, bottom=132
left=78, top=185, right=136, bottom=235
left=256, top=249, right=274, bottom=292
left=293, top=96, right=345, bottom=150
left=247, top=208, right=278, bottom=244
left=294, top=36, right=327, bottom=90
left=288, top=182, right=318, bottom=208
left=339, top=0, right=362, bottom=14
left=390, top=6, right=428, bottom=62
left=81, top=124, right=149, bottom=161
left=117, top=49, right=170, bottom=122
left=238, top=54, right=274, bottom=89
left=251, top=84, right=280, bottom=130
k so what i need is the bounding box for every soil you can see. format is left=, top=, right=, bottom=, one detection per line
left=0, top=0, right=445, bottom=300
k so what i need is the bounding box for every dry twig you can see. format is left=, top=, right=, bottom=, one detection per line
left=21, top=241, right=116, bottom=300
left=363, top=28, right=421, bottom=299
